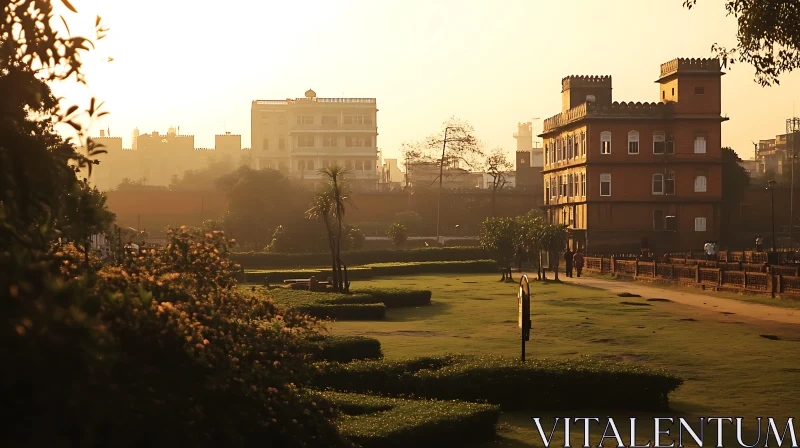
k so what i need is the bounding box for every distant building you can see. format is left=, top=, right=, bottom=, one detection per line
left=85, top=128, right=250, bottom=191
left=381, top=156, right=404, bottom=189
left=406, top=161, right=472, bottom=190
left=250, top=89, right=379, bottom=190
left=738, top=159, right=761, bottom=177
left=756, top=129, right=799, bottom=176
left=539, top=58, right=726, bottom=252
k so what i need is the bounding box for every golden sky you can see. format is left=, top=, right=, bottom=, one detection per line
left=54, top=0, right=800, bottom=163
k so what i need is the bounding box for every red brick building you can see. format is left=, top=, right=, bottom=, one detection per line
left=539, top=58, right=726, bottom=253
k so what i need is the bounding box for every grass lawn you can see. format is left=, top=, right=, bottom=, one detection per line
left=318, top=273, right=800, bottom=447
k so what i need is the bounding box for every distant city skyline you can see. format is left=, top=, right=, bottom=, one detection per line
left=51, top=0, right=800, bottom=164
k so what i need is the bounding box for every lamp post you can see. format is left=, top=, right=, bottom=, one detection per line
left=768, top=180, right=776, bottom=253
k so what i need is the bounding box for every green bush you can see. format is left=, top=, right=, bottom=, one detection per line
left=304, top=335, right=383, bottom=362
left=312, top=355, right=683, bottom=412
left=350, top=287, right=432, bottom=308
left=321, top=392, right=500, bottom=448
left=232, top=247, right=491, bottom=269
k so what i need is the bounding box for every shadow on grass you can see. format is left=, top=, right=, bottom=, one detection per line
left=385, top=301, right=456, bottom=322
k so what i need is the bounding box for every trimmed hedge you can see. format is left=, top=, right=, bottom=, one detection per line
left=312, top=355, right=683, bottom=412
left=245, top=260, right=497, bottom=284
left=309, top=336, right=383, bottom=363
left=321, top=392, right=500, bottom=448
left=232, top=246, right=491, bottom=269
left=263, top=287, right=431, bottom=320
left=299, top=303, right=386, bottom=321
left=349, top=287, right=431, bottom=308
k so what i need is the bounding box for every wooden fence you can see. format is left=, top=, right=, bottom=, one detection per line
left=584, top=256, right=799, bottom=298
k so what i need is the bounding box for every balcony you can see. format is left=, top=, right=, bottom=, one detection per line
left=289, top=123, right=377, bottom=133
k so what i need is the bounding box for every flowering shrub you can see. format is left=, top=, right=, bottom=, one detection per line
left=3, top=225, right=351, bottom=447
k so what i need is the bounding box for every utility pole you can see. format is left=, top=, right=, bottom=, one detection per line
left=436, top=126, right=458, bottom=244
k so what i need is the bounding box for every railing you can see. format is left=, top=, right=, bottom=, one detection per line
left=581, top=256, right=799, bottom=298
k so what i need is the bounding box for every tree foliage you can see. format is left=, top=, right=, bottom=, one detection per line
left=684, top=0, right=800, bottom=86
left=479, top=217, right=520, bottom=280
left=406, top=117, right=484, bottom=187
left=217, top=166, right=309, bottom=248
left=484, top=147, right=513, bottom=216
left=387, top=222, right=408, bottom=248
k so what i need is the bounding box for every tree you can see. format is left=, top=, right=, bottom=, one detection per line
left=114, top=177, right=168, bottom=192
left=217, top=166, right=309, bottom=248
left=394, top=210, right=424, bottom=234
left=683, top=0, right=800, bottom=86
left=387, top=223, right=408, bottom=248
left=721, top=147, right=751, bottom=243
left=306, top=165, right=351, bottom=291
left=479, top=217, right=520, bottom=281
left=517, top=211, right=546, bottom=280
left=539, top=223, right=569, bottom=281
left=484, top=148, right=514, bottom=217
left=170, top=154, right=239, bottom=191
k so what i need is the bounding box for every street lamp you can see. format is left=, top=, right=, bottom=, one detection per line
left=768, top=180, right=776, bottom=253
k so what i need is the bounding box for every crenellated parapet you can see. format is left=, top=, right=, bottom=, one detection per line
left=659, top=58, right=721, bottom=79
left=542, top=101, right=673, bottom=134
left=561, top=75, right=612, bottom=92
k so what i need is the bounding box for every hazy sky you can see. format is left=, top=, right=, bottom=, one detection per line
left=54, top=0, right=800, bottom=164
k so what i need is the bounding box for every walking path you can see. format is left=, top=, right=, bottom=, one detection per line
left=530, top=272, right=800, bottom=325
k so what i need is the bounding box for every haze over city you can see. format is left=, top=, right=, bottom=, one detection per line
left=54, top=0, right=800, bottom=162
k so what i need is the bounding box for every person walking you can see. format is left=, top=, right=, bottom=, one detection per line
left=703, top=241, right=712, bottom=261
left=755, top=235, right=763, bottom=252
left=573, top=250, right=585, bottom=278
left=564, top=247, right=574, bottom=278
left=709, top=241, right=717, bottom=261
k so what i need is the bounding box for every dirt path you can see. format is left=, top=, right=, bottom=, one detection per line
left=525, top=271, right=800, bottom=325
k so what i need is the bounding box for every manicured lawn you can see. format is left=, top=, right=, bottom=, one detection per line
left=322, top=274, right=800, bottom=447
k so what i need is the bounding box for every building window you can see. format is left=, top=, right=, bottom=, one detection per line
left=694, top=135, right=707, bottom=153
left=279, top=138, right=285, bottom=150
left=307, top=160, right=315, bottom=171
left=665, top=171, right=675, bottom=195
left=581, top=132, right=587, bottom=157
left=262, top=138, right=269, bottom=151
left=694, top=174, right=707, bottom=192
left=652, top=173, right=664, bottom=195
left=356, top=160, right=364, bottom=170
left=298, top=160, right=305, bottom=171
left=567, top=174, right=575, bottom=198
left=322, top=116, right=338, bottom=125
left=695, top=86, right=705, bottom=95
left=261, top=111, right=270, bottom=120
left=568, top=136, right=574, bottom=159
left=600, top=173, right=611, bottom=196
left=344, top=116, right=365, bottom=125
left=666, top=133, right=675, bottom=154
left=671, top=87, right=675, bottom=96
left=600, top=131, right=611, bottom=154
left=653, top=132, right=666, bottom=154
left=695, top=217, right=707, bottom=232
left=662, top=91, right=666, bottom=100
left=654, top=209, right=665, bottom=231
left=297, top=116, right=314, bottom=125
left=628, top=131, right=640, bottom=154
left=298, top=135, right=314, bottom=147
left=666, top=215, right=677, bottom=231
left=323, top=137, right=337, bottom=147
left=364, top=137, right=372, bottom=147
left=545, top=183, right=550, bottom=199
left=582, top=173, right=586, bottom=196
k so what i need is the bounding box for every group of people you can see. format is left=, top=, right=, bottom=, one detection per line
left=562, top=247, right=585, bottom=278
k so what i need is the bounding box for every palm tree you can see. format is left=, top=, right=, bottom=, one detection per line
left=306, top=165, right=350, bottom=291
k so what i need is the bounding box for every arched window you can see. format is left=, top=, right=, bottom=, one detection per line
left=653, top=132, right=666, bottom=154
left=298, top=160, right=305, bottom=171
left=694, top=174, right=707, bottom=192
left=628, top=131, right=640, bottom=154
left=600, top=132, right=611, bottom=154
